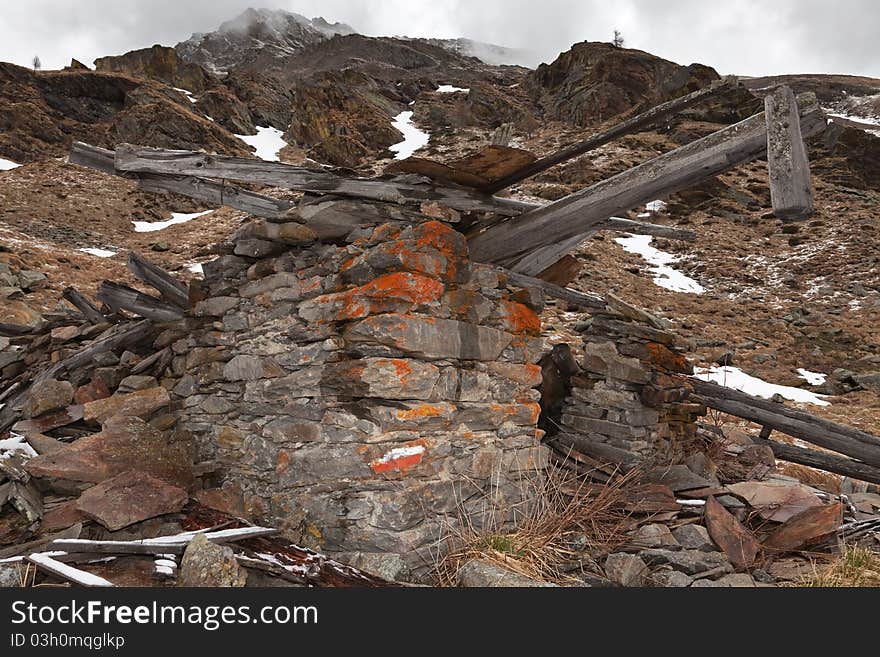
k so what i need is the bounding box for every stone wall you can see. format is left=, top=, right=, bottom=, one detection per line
left=170, top=209, right=548, bottom=579
left=559, top=305, right=706, bottom=467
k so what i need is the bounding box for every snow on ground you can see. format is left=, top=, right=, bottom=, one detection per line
left=133, top=210, right=213, bottom=233
left=79, top=247, right=117, bottom=258
left=390, top=111, right=430, bottom=160
left=615, top=233, right=705, bottom=294
left=645, top=200, right=668, bottom=214
left=0, top=433, right=37, bottom=460
left=0, top=158, right=21, bottom=171
left=173, top=87, right=197, bottom=103
left=693, top=366, right=830, bottom=406
left=797, top=369, right=828, bottom=386
left=437, top=84, right=470, bottom=94
left=234, top=126, right=288, bottom=162
left=186, top=262, right=204, bottom=275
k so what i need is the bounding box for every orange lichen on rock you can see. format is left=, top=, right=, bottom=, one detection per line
left=395, top=403, right=447, bottom=421
left=644, top=341, right=692, bottom=374
left=500, top=299, right=542, bottom=335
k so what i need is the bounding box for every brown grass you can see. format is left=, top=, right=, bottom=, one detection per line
left=434, top=465, right=636, bottom=586
left=798, top=546, right=880, bottom=587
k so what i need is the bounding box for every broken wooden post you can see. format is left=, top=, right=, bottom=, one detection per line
left=127, top=252, right=189, bottom=309
left=468, top=93, right=826, bottom=275
left=754, top=436, right=880, bottom=485
left=96, top=282, right=184, bottom=323
left=690, top=378, right=880, bottom=468
left=482, top=75, right=740, bottom=194
left=764, top=86, right=814, bottom=220
left=61, top=287, right=107, bottom=325
left=502, top=269, right=606, bottom=310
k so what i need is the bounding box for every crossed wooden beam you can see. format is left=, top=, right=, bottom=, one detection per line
left=69, top=78, right=824, bottom=304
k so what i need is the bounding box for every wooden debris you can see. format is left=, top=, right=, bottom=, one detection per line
left=502, top=269, right=605, bottom=310
left=764, top=85, right=814, bottom=220
left=127, top=252, right=189, bottom=308
left=600, top=217, right=697, bottom=241
left=96, top=282, right=185, bottom=323
left=754, top=436, right=880, bottom=485
left=482, top=75, right=740, bottom=194
left=113, top=144, right=536, bottom=217
left=690, top=378, right=880, bottom=469
left=26, top=551, right=115, bottom=587
left=61, top=287, right=107, bottom=325
left=468, top=93, right=826, bottom=275
left=50, top=526, right=279, bottom=556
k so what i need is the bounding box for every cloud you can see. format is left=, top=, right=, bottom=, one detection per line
left=0, top=0, right=877, bottom=77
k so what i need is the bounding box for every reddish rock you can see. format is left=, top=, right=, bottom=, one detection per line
left=74, top=377, right=112, bottom=405
left=40, top=500, right=86, bottom=532
left=25, top=415, right=192, bottom=487
left=83, top=387, right=171, bottom=424
left=76, top=471, right=188, bottom=531
left=299, top=272, right=444, bottom=323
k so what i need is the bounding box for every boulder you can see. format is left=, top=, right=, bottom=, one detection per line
left=83, top=387, right=171, bottom=424
left=24, top=379, right=74, bottom=418
left=457, top=559, right=557, bottom=587
left=604, top=553, right=650, bottom=587
left=179, top=534, right=247, bottom=587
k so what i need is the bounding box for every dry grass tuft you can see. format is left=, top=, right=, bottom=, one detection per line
left=434, top=465, right=636, bottom=586
left=798, top=546, right=880, bottom=587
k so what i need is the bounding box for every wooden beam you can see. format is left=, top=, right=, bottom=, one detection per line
left=482, top=76, right=740, bottom=194
left=764, top=86, right=814, bottom=220
left=70, top=142, right=295, bottom=220
left=114, top=144, right=537, bottom=217
left=754, top=436, right=880, bottom=485
left=690, top=378, right=880, bottom=467
left=127, top=252, right=189, bottom=308
left=61, top=287, right=107, bottom=325
left=96, top=282, right=184, bottom=323
left=468, top=93, right=826, bottom=275
left=501, top=269, right=606, bottom=309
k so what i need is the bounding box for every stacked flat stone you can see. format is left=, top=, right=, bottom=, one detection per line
left=561, top=310, right=706, bottom=466
left=171, top=209, right=548, bottom=579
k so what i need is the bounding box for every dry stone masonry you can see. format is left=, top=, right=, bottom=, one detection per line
left=172, top=206, right=549, bottom=577
left=560, top=305, right=707, bottom=468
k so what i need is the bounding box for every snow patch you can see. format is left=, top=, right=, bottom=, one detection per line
left=79, top=247, right=116, bottom=258
left=645, top=200, right=668, bottom=214
left=173, top=87, right=197, bottom=103
left=797, top=369, right=827, bottom=386
left=133, top=210, right=212, bottom=233
left=693, top=366, right=830, bottom=406
left=437, top=84, right=470, bottom=94
left=234, top=126, right=287, bottom=161
left=0, top=158, right=21, bottom=171
left=186, top=262, right=204, bottom=276
left=390, top=111, right=430, bottom=160
left=0, top=433, right=37, bottom=460
left=615, top=233, right=705, bottom=294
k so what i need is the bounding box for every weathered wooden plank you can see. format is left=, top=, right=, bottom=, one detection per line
left=127, top=252, right=189, bottom=308
left=469, top=94, right=826, bottom=275
left=765, top=86, right=814, bottom=220
left=96, top=282, right=184, bottom=323
left=61, top=287, right=107, bottom=325
left=482, top=76, right=740, bottom=194
left=754, top=436, right=880, bottom=485
left=502, top=269, right=606, bottom=309
left=26, top=552, right=115, bottom=587
left=690, top=379, right=880, bottom=467
left=600, top=217, right=697, bottom=241
left=50, top=527, right=279, bottom=556
left=114, top=144, right=537, bottom=216
left=70, top=142, right=295, bottom=220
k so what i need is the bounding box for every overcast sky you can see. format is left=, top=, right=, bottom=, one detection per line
left=0, top=0, right=877, bottom=77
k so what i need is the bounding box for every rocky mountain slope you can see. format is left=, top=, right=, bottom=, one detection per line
left=1, top=9, right=880, bottom=514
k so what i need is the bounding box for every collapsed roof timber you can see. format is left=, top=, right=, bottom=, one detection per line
left=2, top=77, right=879, bottom=588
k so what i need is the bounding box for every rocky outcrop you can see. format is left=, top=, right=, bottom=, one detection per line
left=286, top=70, right=401, bottom=167
left=95, top=44, right=217, bottom=93
left=175, top=8, right=355, bottom=74
left=529, top=41, right=759, bottom=128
